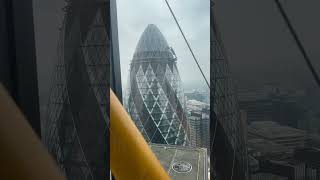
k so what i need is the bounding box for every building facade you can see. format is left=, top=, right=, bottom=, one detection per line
left=44, top=0, right=112, bottom=179
left=187, top=99, right=210, bottom=149
left=211, top=2, right=248, bottom=179
left=126, top=24, right=190, bottom=146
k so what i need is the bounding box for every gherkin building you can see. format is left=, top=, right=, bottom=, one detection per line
left=44, top=0, right=113, bottom=179
left=126, top=24, right=190, bottom=146
left=211, top=1, right=248, bottom=180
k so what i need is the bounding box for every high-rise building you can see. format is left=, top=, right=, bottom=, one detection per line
left=44, top=0, right=113, bottom=179
left=211, top=1, right=248, bottom=179
left=189, top=114, right=202, bottom=147
left=186, top=99, right=210, bottom=150
left=126, top=24, right=190, bottom=146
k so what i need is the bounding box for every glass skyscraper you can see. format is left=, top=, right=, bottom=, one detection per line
left=211, top=2, right=249, bottom=179
left=126, top=24, right=190, bottom=146
left=44, top=0, right=110, bottom=179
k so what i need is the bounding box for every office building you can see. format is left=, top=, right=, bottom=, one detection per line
left=211, top=2, right=248, bottom=179
left=44, top=0, right=112, bottom=179
left=126, top=24, right=190, bottom=146
left=186, top=99, right=210, bottom=150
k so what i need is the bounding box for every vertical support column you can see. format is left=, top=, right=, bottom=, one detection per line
left=110, top=0, right=122, bottom=100
left=0, top=0, right=41, bottom=137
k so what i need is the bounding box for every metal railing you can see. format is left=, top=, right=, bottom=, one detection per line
left=110, top=89, right=170, bottom=180
left=0, top=84, right=170, bottom=180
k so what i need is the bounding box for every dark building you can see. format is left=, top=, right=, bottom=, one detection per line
left=237, top=85, right=307, bottom=128
left=259, top=159, right=318, bottom=180
left=211, top=1, right=248, bottom=179
left=44, top=0, right=113, bottom=179
left=248, top=121, right=307, bottom=152
left=237, top=87, right=275, bottom=123
left=294, top=148, right=320, bottom=179
left=126, top=24, right=190, bottom=146
left=307, top=134, right=320, bottom=149
left=247, top=126, right=319, bottom=179
left=251, top=173, right=288, bottom=180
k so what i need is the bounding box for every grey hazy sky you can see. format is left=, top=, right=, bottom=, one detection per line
left=117, top=0, right=210, bottom=91
left=33, top=0, right=320, bottom=106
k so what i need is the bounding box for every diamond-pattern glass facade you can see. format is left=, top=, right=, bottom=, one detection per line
left=126, top=24, right=190, bottom=146
left=44, top=1, right=110, bottom=179
left=211, top=2, right=248, bottom=179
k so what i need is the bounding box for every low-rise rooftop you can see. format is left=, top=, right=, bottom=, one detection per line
left=150, top=144, right=208, bottom=180
left=248, top=121, right=306, bottom=139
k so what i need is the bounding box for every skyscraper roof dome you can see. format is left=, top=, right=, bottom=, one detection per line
left=133, top=24, right=173, bottom=60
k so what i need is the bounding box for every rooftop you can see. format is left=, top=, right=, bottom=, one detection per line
left=248, top=121, right=306, bottom=139
left=248, top=138, right=292, bottom=157
left=251, top=173, right=288, bottom=180
left=134, top=24, right=170, bottom=53
left=150, top=143, right=208, bottom=180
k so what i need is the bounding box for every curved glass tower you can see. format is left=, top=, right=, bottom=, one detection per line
left=44, top=0, right=111, bottom=179
left=126, top=24, right=190, bottom=146
left=211, top=1, right=248, bottom=179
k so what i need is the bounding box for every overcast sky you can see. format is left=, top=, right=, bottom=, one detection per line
left=33, top=0, right=320, bottom=107
left=117, top=0, right=210, bottom=91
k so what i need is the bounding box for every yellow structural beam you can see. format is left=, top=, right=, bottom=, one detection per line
left=110, top=89, right=170, bottom=180
left=0, top=84, right=66, bottom=180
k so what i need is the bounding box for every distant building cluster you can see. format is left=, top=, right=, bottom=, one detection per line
left=237, top=84, right=306, bottom=127
left=248, top=121, right=306, bottom=151
left=186, top=99, right=210, bottom=151
left=185, top=90, right=210, bottom=104
left=237, top=84, right=320, bottom=179
left=247, top=121, right=320, bottom=179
